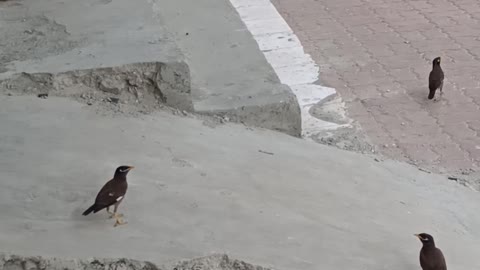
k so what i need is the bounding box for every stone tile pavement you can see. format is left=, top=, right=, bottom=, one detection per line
left=272, top=0, right=480, bottom=174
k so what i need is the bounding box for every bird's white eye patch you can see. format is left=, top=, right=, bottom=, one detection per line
left=116, top=196, right=123, bottom=202
left=119, top=168, right=128, bottom=173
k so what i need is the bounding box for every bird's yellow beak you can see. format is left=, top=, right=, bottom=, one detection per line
left=128, top=166, right=135, bottom=170
left=414, top=234, right=425, bottom=240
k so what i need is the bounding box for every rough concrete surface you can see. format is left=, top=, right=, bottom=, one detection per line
left=0, top=62, right=192, bottom=113
left=1, top=95, right=480, bottom=270
left=174, top=254, right=269, bottom=270
left=0, top=254, right=159, bottom=270
left=0, top=253, right=266, bottom=270
left=271, top=0, right=480, bottom=178
left=0, top=0, right=183, bottom=74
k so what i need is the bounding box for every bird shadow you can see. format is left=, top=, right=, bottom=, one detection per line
left=405, top=86, right=447, bottom=108
left=70, top=207, right=116, bottom=230
left=407, top=87, right=428, bottom=103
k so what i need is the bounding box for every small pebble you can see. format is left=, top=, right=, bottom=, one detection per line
left=109, top=97, right=120, bottom=104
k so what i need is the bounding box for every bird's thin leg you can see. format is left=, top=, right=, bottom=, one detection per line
left=108, top=206, right=116, bottom=219
left=113, top=202, right=123, bottom=218
left=112, top=202, right=126, bottom=226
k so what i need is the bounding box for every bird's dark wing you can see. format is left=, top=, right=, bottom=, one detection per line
left=93, top=179, right=125, bottom=209
left=429, top=73, right=442, bottom=91
left=419, top=251, right=428, bottom=270
left=429, top=67, right=444, bottom=91
left=436, top=249, right=447, bottom=270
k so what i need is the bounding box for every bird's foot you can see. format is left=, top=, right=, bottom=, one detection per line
left=109, top=213, right=123, bottom=219
left=114, top=219, right=127, bottom=227
left=113, top=216, right=127, bottom=227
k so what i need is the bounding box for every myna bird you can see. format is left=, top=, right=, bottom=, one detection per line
left=83, top=165, right=134, bottom=227
left=428, top=57, right=444, bottom=101
left=415, top=233, right=447, bottom=270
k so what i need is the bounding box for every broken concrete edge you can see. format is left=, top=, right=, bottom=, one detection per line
left=0, top=63, right=303, bottom=138
left=0, top=62, right=194, bottom=112
left=0, top=253, right=273, bottom=270
left=195, top=92, right=302, bottom=137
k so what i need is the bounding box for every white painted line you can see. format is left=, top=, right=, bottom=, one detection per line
left=230, top=0, right=351, bottom=138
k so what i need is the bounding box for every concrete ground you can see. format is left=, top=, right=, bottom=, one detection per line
left=0, top=95, right=480, bottom=270
left=271, top=0, right=480, bottom=176
left=1, top=0, right=480, bottom=269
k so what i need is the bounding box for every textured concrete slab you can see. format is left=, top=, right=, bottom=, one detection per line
left=150, top=0, right=301, bottom=136
left=0, top=95, right=479, bottom=270
left=272, top=0, right=480, bottom=176
left=0, top=0, right=183, bottom=75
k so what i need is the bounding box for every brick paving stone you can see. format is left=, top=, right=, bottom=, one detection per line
left=272, top=0, right=480, bottom=173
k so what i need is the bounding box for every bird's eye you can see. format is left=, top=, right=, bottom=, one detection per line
left=119, top=168, right=127, bottom=172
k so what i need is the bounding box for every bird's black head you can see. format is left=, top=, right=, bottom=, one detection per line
left=114, top=165, right=134, bottom=177
left=432, top=57, right=441, bottom=66
left=415, top=233, right=435, bottom=246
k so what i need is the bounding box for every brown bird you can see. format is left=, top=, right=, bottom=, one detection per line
left=415, top=233, right=447, bottom=270
left=428, top=57, right=444, bottom=101
left=83, top=165, right=134, bottom=227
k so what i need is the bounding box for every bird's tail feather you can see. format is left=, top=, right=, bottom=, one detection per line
left=82, top=204, right=97, bottom=216
left=428, top=90, right=436, bottom=99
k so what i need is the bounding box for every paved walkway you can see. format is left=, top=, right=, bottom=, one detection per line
left=272, top=0, right=480, bottom=174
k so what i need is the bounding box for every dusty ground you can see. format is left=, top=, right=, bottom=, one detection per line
left=1, top=95, right=480, bottom=270
left=0, top=10, right=80, bottom=73
left=272, top=0, right=480, bottom=181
